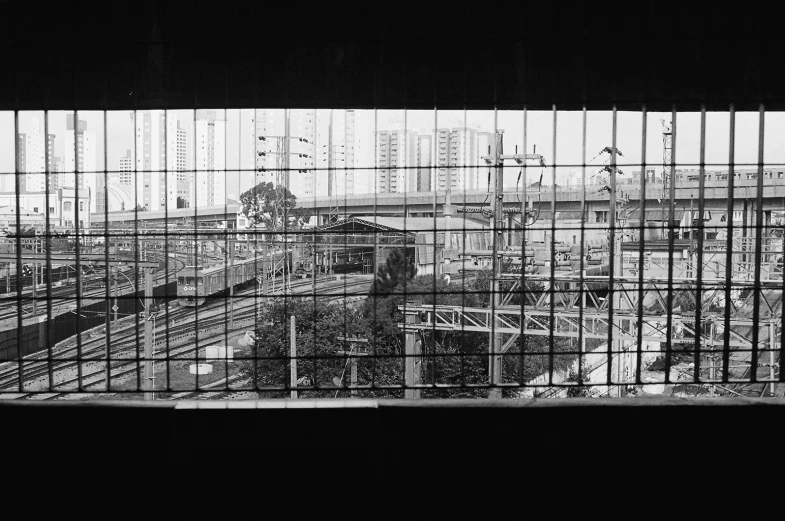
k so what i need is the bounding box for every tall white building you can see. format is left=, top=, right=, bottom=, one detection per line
left=131, top=111, right=191, bottom=211
left=119, top=149, right=133, bottom=186
left=254, top=109, right=315, bottom=198
left=314, top=110, right=356, bottom=198
left=194, top=111, right=226, bottom=208
left=375, top=130, right=419, bottom=193
left=166, top=118, right=188, bottom=208
left=17, top=116, right=46, bottom=193
left=46, top=133, right=63, bottom=192
left=417, top=135, right=432, bottom=192
left=434, top=127, right=481, bottom=191
left=64, top=113, right=96, bottom=210
left=134, top=110, right=165, bottom=211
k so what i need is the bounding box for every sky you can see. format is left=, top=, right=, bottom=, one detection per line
left=2, top=109, right=785, bottom=197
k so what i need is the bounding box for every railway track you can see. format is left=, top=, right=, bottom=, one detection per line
left=0, top=273, right=375, bottom=398
left=8, top=313, right=259, bottom=400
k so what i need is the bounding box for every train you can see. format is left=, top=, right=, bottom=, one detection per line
left=177, top=256, right=268, bottom=307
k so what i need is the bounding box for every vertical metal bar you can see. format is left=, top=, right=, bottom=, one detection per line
left=403, top=107, right=410, bottom=393
left=192, top=107, right=199, bottom=393
left=431, top=107, right=439, bottom=390
left=635, top=107, right=648, bottom=386
left=13, top=111, right=23, bottom=392
left=253, top=109, right=260, bottom=392
left=103, top=110, right=111, bottom=391
left=371, top=107, right=378, bottom=391
left=163, top=108, right=171, bottom=393
left=607, top=107, right=618, bottom=392
left=722, top=106, right=736, bottom=383
left=44, top=111, right=54, bottom=391
left=578, top=106, right=587, bottom=389
left=144, top=268, right=153, bottom=400
left=548, top=105, right=557, bottom=386
left=290, top=314, right=297, bottom=399
left=519, top=107, right=528, bottom=387
left=663, top=107, right=677, bottom=385
left=694, top=106, right=707, bottom=384
left=750, top=104, right=766, bottom=381
left=489, top=106, right=502, bottom=397
left=73, top=110, right=83, bottom=392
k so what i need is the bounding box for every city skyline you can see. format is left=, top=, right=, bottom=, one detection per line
left=3, top=109, right=785, bottom=207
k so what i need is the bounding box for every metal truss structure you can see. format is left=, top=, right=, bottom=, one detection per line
left=399, top=256, right=783, bottom=398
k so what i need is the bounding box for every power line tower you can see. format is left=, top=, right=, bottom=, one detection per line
left=479, top=132, right=544, bottom=399
left=322, top=109, right=345, bottom=223
left=661, top=119, right=673, bottom=238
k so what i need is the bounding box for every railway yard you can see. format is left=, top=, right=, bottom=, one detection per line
left=0, top=266, right=374, bottom=401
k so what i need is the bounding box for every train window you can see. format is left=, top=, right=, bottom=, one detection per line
left=197, top=277, right=204, bottom=285
left=185, top=277, right=195, bottom=285
left=178, top=277, right=184, bottom=285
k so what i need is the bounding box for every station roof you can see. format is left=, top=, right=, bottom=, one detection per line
left=91, top=203, right=242, bottom=223
left=343, top=216, right=488, bottom=232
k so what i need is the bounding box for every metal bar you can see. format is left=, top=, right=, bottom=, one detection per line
left=73, top=109, right=84, bottom=392
left=144, top=268, right=154, bottom=401
left=664, top=107, right=678, bottom=385
left=635, top=106, right=648, bottom=386
left=607, top=107, right=618, bottom=391
left=724, top=118, right=746, bottom=386
left=488, top=106, right=502, bottom=398
left=750, top=104, right=766, bottom=381
left=13, top=111, right=23, bottom=392
left=548, top=105, right=557, bottom=386
left=694, top=107, right=707, bottom=383
left=103, top=109, right=111, bottom=391
left=519, top=106, right=528, bottom=387
left=45, top=110, right=54, bottom=391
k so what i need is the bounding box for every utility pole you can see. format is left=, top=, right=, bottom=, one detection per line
left=489, top=132, right=504, bottom=399
left=31, top=261, right=37, bottom=315
left=479, top=135, right=545, bottom=399
left=403, top=307, right=422, bottom=399
left=661, top=119, right=673, bottom=239
left=228, top=239, right=234, bottom=329
left=143, top=268, right=155, bottom=401
left=336, top=336, right=370, bottom=398
left=113, top=268, right=119, bottom=323
left=290, top=315, right=297, bottom=399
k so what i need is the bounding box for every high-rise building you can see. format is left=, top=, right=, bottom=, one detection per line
left=254, top=109, right=315, bottom=198
left=119, top=149, right=133, bottom=185
left=166, top=118, right=189, bottom=208
left=375, top=129, right=419, bottom=193
left=131, top=111, right=191, bottom=211
left=134, top=110, right=166, bottom=211
left=16, top=116, right=46, bottom=193
left=194, top=111, right=226, bottom=208
left=434, top=127, right=480, bottom=191
left=64, top=114, right=95, bottom=210
left=316, top=110, right=356, bottom=197
left=47, top=134, right=61, bottom=192
left=416, top=135, right=432, bottom=192
left=344, top=110, right=356, bottom=196
left=16, top=134, right=26, bottom=191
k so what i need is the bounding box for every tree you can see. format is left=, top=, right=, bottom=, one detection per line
left=370, top=247, right=417, bottom=297
left=176, top=196, right=189, bottom=209
left=239, top=182, right=311, bottom=232
left=243, top=297, right=368, bottom=398
left=565, top=368, right=591, bottom=397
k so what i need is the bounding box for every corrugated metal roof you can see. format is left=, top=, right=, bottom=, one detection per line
left=351, top=216, right=488, bottom=232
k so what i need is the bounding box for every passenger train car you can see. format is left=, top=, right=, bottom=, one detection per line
left=177, top=256, right=267, bottom=306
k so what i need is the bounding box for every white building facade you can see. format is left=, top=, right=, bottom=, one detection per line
left=194, top=111, right=226, bottom=208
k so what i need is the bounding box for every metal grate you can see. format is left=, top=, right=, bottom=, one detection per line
left=0, top=107, right=782, bottom=400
